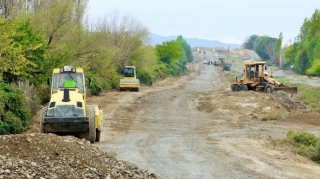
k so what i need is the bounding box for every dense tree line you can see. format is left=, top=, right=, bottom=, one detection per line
left=284, top=9, right=320, bottom=75
left=242, top=34, right=281, bottom=66
left=0, top=0, right=193, bottom=134
left=243, top=9, right=320, bottom=75
left=242, top=35, right=259, bottom=50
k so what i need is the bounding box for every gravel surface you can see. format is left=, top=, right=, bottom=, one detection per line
left=0, top=133, right=161, bottom=179
left=87, top=52, right=320, bottom=178
left=2, top=48, right=320, bottom=179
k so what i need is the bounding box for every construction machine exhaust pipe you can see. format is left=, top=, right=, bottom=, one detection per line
left=62, top=88, right=70, bottom=102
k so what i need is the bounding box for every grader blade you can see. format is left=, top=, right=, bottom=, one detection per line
left=274, top=86, right=297, bottom=95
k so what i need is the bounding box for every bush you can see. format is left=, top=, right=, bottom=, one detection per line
left=287, top=130, right=318, bottom=147
left=164, top=63, right=187, bottom=76
left=139, top=71, right=153, bottom=86
left=89, top=84, right=102, bottom=95
left=36, top=84, right=51, bottom=105
left=261, top=113, right=282, bottom=121
left=313, top=142, right=320, bottom=162
left=108, top=74, right=122, bottom=89
left=0, top=82, right=31, bottom=134
left=0, top=112, right=23, bottom=134
left=86, top=76, right=102, bottom=96
left=297, top=85, right=320, bottom=111
left=222, top=65, right=231, bottom=71
left=286, top=130, right=320, bottom=163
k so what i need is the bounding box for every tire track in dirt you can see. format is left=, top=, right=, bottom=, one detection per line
left=90, top=59, right=320, bottom=179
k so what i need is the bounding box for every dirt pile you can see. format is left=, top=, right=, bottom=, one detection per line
left=0, top=133, right=161, bottom=179
left=271, top=91, right=309, bottom=111
left=196, top=89, right=313, bottom=122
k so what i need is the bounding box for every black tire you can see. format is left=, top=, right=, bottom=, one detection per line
left=240, top=84, right=248, bottom=91
left=96, top=129, right=101, bottom=142
left=231, top=85, right=234, bottom=91
left=231, top=84, right=240, bottom=91
left=86, top=105, right=96, bottom=143
left=39, top=107, right=48, bottom=133
left=264, top=84, right=274, bottom=93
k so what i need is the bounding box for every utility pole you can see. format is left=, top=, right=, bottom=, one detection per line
left=227, top=45, right=229, bottom=64
left=279, top=48, right=282, bottom=69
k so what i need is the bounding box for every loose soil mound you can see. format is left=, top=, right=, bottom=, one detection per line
left=2, top=61, right=319, bottom=178
left=196, top=89, right=313, bottom=122
left=0, top=133, right=161, bottom=179
left=271, top=91, right=308, bottom=111
left=277, top=111, right=320, bottom=126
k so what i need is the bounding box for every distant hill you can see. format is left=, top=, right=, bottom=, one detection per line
left=148, top=33, right=241, bottom=49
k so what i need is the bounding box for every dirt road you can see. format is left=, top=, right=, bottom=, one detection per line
left=273, top=69, right=320, bottom=87
left=87, top=52, right=320, bottom=179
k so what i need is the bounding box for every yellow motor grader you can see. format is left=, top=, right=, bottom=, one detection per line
left=231, top=61, right=297, bottom=94
left=40, top=66, right=103, bottom=143
left=119, top=66, right=140, bottom=91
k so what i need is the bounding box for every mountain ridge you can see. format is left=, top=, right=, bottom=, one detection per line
left=148, top=33, right=241, bottom=49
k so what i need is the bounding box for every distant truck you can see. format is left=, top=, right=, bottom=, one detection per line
left=213, top=59, right=222, bottom=66
left=119, top=66, right=140, bottom=91
left=214, top=58, right=231, bottom=67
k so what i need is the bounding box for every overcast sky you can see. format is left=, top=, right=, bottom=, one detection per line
left=86, top=0, right=319, bottom=45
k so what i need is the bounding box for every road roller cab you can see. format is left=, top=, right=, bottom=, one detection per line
left=40, top=66, right=103, bottom=143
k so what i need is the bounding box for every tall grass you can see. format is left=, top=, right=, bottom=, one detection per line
left=222, top=56, right=244, bottom=82
left=296, top=85, right=320, bottom=111
left=286, top=130, right=320, bottom=163
left=261, top=113, right=283, bottom=121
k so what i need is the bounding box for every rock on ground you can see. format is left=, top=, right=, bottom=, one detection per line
left=0, top=133, right=161, bottom=179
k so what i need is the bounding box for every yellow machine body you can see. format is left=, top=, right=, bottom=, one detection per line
left=119, top=66, right=140, bottom=91
left=231, top=61, right=297, bottom=94
left=40, top=66, right=103, bottom=143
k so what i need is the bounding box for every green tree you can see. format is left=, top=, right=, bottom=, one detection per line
left=294, top=44, right=309, bottom=74
left=155, top=41, right=182, bottom=64
left=0, top=18, right=47, bottom=84
left=0, top=82, right=31, bottom=134
left=273, top=32, right=283, bottom=66
left=306, top=59, right=320, bottom=76
left=306, top=33, right=320, bottom=64
left=27, top=0, right=90, bottom=69
left=176, top=35, right=193, bottom=63
left=130, top=45, right=158, bottom=85
left=242, top=34, right=259, bottom=50
left=253, top=36, right=277, bottom=61
left=80, top=12, right=151, bottom=91
left=284, top=9, right=320, bottom=74
left=306, top=9, right=320, bottom=41
left=297, top=18, right=310, bottom=42
left=154, top=40, right=186, bottom=77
